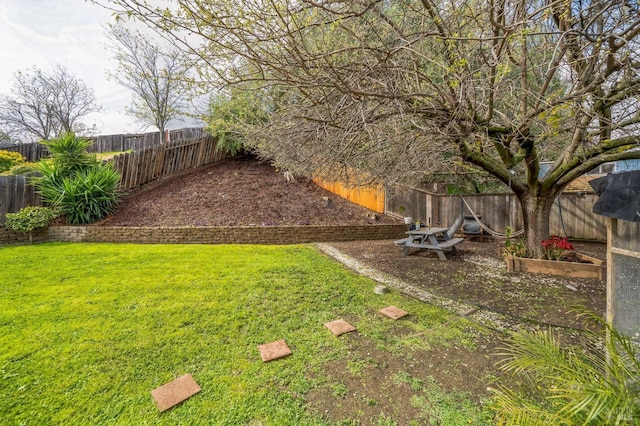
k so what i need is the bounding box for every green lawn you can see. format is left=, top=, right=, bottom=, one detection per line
left=0, top=243, right=493, bottom=425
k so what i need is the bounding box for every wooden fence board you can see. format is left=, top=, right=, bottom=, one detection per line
left=108, top=135, right=228, bottom=192
left=0, top=175, right=41, bottom=222
left=313, top=176, right=385, bottom=214
left=0, top=177, right=6, bottom=219
left=384, top=185, right=607, bottom=241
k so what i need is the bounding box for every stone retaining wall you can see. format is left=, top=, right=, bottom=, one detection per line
left=1, top=224, right=407, bottom=246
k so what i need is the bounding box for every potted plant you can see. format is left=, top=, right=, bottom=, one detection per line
left=398, top=206, right=413, bottom=225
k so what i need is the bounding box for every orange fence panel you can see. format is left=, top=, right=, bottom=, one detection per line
left=313, top=177, right=385, bottom=213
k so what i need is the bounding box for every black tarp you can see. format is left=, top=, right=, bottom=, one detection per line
left=590, top=170, right=640, bottom=222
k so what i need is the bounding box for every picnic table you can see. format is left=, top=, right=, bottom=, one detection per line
left=394, top=227, right=464, bottom=260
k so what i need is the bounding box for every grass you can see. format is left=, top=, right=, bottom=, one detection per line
left=96, top=150, right=131, bottom=161
left=0, top=243, right=493, bottom=424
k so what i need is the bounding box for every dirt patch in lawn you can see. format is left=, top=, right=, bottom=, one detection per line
left=305, top=332, right=500, bottom=425
left=327, top=239, right=606, bottom=331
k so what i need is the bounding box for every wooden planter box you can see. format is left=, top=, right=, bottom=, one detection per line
left=504, top=253, right=606, bottom=280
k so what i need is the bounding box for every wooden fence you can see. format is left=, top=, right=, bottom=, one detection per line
left=1, top=143, right=48, bottom=161
left=0, top=127, right=209, bottom=160
left=385, top=185, right=607, bottom=241
left=0, top=134, right=225, bottom=221
left=88, top=127, right=208, bottom=153
left=313, top=178, right=385, bottom=213
left=111, top=134, right=227, bottom=191
left=0, top=175, right=40, bottom=222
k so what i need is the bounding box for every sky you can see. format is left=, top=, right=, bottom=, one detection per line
left=0, top=0, right=157, bottom=136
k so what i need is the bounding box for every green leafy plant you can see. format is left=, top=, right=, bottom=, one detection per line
left=503, top=226, right=530, bottom=258
left=491, top=311, right=640, bottom=425
left=37, top=163, right=120, bottom=225
left=41, top=132, right=96, bottom=174
left=207, top=84, right=273, bottom=156
left=32, top=132, right=120, bottom=224
left=4, top=206, right=58, bottom=243
left=0, top=149, right=25, bottom=173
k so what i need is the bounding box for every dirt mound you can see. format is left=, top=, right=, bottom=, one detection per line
left=98, top=157, right=398, bottom=227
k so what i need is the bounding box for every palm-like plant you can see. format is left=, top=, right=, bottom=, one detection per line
left=491, top=311, right=640, bottom=425
left=41, top=132, right=97, bottom=174
left=32, top=133, right=120, bottom=224
left=53, top=163, right=120, bottom=224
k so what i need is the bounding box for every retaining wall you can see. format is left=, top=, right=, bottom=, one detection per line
left=1, top=224, right=407, bottom=246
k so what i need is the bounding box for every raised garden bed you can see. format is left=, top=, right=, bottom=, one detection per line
left=504, top=253, right=606, bottom=280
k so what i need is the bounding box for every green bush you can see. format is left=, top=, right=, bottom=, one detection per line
left=491, top=311, right=640, bottom=425
left=9, top=162, right=39, bottom=175
left=50, top=163, right=120, bottom=224
left=32, top=133, right=120, bottom=224
left=4, top=206, right=59, bottom=243
left=207, top=84, right=272, bottom=156
left=0, top=150, right=25, bottom=173
left=41, top=132, right=97, bottom=174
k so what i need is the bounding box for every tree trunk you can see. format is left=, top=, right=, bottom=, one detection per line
left=519, top=194, right=555, bottom=258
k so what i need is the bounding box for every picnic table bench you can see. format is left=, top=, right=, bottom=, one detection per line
left=394, top=227, right=464, bottom=260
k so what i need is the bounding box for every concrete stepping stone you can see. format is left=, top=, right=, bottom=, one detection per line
left=379, top=305, right=408, bottom=320
left=151, top=373, right=201, bottom=412
left=258, top=339, right=292, bottom=362
left=324, top=319, right=356, bottom=336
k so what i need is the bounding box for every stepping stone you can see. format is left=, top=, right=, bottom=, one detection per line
left=151, top=373, right=201, bottom=413
left=258, top=339, right=292, bottom=362
left=324, top=319, right=356, bottom=336
left=379, top=305, right=408, bottom=320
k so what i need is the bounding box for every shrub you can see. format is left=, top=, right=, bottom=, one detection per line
left=207, top=84, right=272, bottom=156
left=0, top=150, right=25, bottom=173
left=32, top=133, right=120, bottom=224
left=503, top=226, right=529, bottom=258
left=9, top=162, right=39, bottom=175
left=4, top=206, right=59, bottom=243
left=50, top=163, right=120, bottom=224
left=41, top=132, right=97, bottom=174
left=491, top=311, right=640, bottom=425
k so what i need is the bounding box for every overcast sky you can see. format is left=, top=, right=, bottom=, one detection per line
left=0, top=0, right=156, bottom=136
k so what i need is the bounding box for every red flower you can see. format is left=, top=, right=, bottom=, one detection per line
left=541, top=236, right=574, bottom=260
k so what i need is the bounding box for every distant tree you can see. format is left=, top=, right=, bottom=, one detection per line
left=107, top=24, right=190, bottom=143
left=0, top=131, right=13, bottom=147
left=0, top=65, right=99, bottom=142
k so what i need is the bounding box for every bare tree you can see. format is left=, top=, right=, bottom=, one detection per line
left=0, top=133, right=12, bottom=147
left=96, top=0, right=640, bottom=256
left=0, top=65, right=99, bottom=142
left=107, top=24, right=190, bottom=143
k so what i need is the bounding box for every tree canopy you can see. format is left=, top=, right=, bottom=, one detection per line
left=96, top=0, right=640, bottom=254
